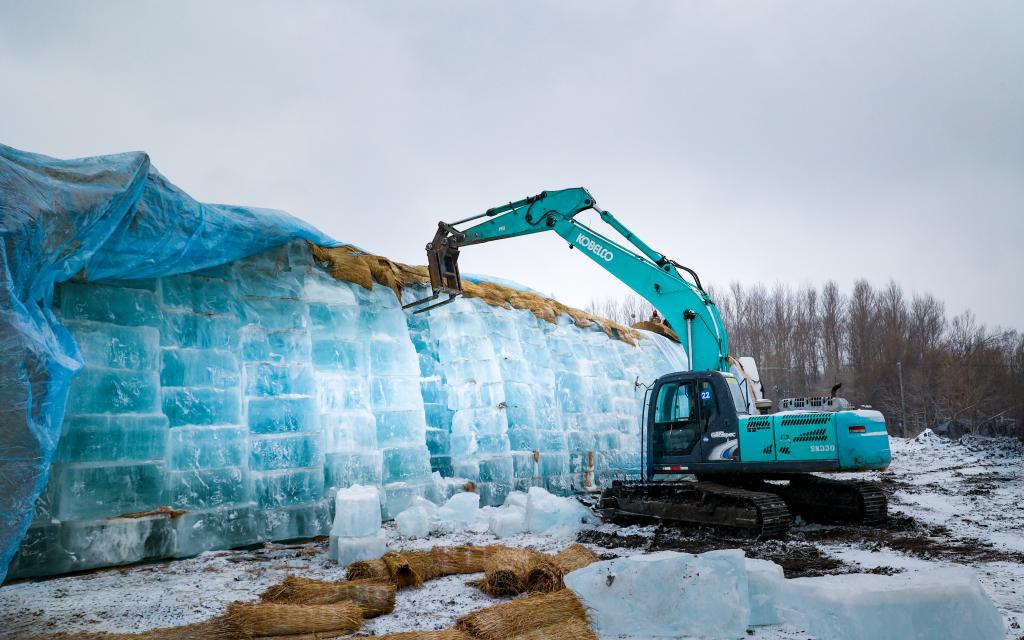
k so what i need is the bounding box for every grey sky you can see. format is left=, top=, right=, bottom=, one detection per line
left=2, top=1, right=1021, bottom=328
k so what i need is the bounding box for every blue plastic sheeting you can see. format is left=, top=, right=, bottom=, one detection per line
left=0, top=144, right=338, bottom=581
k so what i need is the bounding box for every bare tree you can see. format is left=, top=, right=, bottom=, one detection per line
left=589, top=279, right=1023, bottom=439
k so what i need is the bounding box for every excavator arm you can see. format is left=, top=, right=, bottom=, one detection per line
left=405, top=187, right=730, bottom=372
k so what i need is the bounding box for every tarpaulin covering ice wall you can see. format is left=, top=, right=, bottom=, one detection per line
left=0, top=145, right=336, bottom=582
left=1, top=144, right=687, bottom=580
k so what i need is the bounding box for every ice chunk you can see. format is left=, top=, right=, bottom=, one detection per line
left=524, top=487, right=594, bottom=534
left=775, top=567, right=1004, bottom=640
left=488, top=505, right=526, bottom=538
left=330, top=530, right=387, bottom=567
left=503, top=490, right=528, bottom=509
left=395, top=507, right=429, bottom=538
left=167, top=467, right=246, bottom=509
left=247, top=397, right=317, bottom=434
left=52, top=462, right=165, bottom=520
left=252, top=468, right=323, bottom=508
left=564, top=550, right=750, bottom=639
left=68, top=369, right=160, bottom=414
left=395, top=498, right=438, bottom=538
left=250, top=434, right=322, bottom=471
left=745, top=558, right=785, bottom=626
left=436, top=491, right=480, bottom=531
left=331, top=484, right=382, bottom=538
left=163, top=387, right=240, bottom=427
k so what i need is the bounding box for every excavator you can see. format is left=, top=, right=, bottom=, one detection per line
left=405, top=187, right=891, bottom=537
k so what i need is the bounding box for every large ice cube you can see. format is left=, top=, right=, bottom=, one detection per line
left=330, top=530, right=387, bottom=567
left=488, top=505, right=526, bottom=538
left=564, top=550, right=750, bottom=639
left=395, top=497, right=438, bottom=538
left=331, top=484, right=382, bottom=538
left=436, top=491, right=480, bottom=531
left=525, top=487, right=594, bottom=534
left=745, top=558, right=785, bottom=626
left=775, top=567, right=1004, bottom=640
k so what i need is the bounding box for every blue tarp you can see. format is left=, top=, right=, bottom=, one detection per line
left=0, top=145, right=338, bottom=581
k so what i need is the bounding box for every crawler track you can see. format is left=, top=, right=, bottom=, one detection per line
left=598, top=480, right=791, bottom=538
left=767, top=475, right=888, bottom=525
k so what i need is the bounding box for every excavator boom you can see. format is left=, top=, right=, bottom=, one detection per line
left=405, top=188, right=731, bottom=372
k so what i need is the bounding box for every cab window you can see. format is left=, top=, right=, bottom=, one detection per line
left=699, top=380, right=719, bottom=427
left=652, top=382, right=700, bottom=456
left=725, top=375, right=750, bottom=415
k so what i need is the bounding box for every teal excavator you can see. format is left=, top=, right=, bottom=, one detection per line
left=407, top=188, right=890, bottom=536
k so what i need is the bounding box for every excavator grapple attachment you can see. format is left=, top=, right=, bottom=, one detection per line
left=402, top=223, right=465, bottom=313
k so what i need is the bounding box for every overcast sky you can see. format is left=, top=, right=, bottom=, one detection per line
left=2, top=1, right=1021, bottom=328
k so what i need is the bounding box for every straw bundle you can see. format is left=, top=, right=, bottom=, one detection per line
left=428, top=545, right=501, bottom=578
left=456, top=589, right=588, bottom=640
left=631, top=319, right=680, bottom=343
left=347, top=546, right=506, bottom=587
left=260, top=576, right=396, bottom=616
left=372, top=630, right=474, bottom=640
left=382, top=552, right=424, bottom=588
left=308, top=244, right=640, bottom=345
left=225, top=601, right=362, bottom=638
left=507, top=617, right=598, bottom=640
left=345, top=558, right=389, bottom=581
left=525, top=544, right=600, bottom=593
left=480, top=547, right=544, bottom=596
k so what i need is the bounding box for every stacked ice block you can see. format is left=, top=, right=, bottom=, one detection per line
left=329, top=485, right=386, bottom=566
left=10, top=240, right=685, bottom=578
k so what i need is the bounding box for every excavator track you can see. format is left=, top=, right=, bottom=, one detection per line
left=772, top=475, right=888, bottom=525
left=598, top=480, right=791, bottom=538
left=725, top=475, right=888, bottom=525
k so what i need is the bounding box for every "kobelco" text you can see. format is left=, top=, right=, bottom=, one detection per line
left=576, top=233, right=614, bottom=262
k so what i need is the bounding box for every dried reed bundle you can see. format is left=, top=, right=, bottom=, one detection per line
left=506, top=617, right=598, bottom=640
left=456, top=590, right=587, bottom=640
left=345, top=558, right=389, bottom=581
left=308, top=244, right=639, bottom=345
left=480, top=547, right=545, bottom=596
left=225, top=601, right=362, bottom=637
left=260, top=576, right=395, bottom=616
left=433, top=545, right=501, bottom=576
left=526, top=544, right=600, bottom=593
left=382, top=552, right=424, bottom=588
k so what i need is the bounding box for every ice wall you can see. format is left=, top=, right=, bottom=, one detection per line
left=8, top=240, right=685, bottom=579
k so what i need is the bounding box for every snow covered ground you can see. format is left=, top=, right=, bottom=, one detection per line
left=0, top=432, right=1021, bottom=640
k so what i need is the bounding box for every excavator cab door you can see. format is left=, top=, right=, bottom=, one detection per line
left=646, top=372, right=741, bottom=474
left=649, top=379, right=705, bottom=468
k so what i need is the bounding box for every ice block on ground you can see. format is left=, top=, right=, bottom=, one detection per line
left=330, top=530, right=387, bottom=567
left=488, top=505, right=526, bottom=538
left=331, top=484, right=382, bottom=538
left=775, top=567, right=1004, bottom=640
left=525, top=486, right=594, bottom=534
left=564, top=550, right=750, bottom=639
left=395, top=497, right=437, bottom=538
left=745, top=558, right=785, bottom=626
left=436, top=491, right=480, bottom=531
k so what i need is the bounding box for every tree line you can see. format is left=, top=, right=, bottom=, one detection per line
left=587, top=281, right=1023, bottom=438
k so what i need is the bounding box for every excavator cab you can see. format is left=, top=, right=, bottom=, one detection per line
left=645, top=371, right=746, bottom=477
